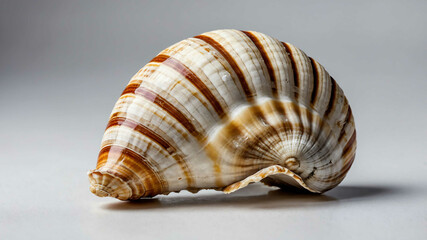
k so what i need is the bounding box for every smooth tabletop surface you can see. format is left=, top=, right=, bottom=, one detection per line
left=1, top=1, right=426, bottom=239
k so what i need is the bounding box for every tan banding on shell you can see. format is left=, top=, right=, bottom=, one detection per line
left=88, top=29, right=356, bottom=200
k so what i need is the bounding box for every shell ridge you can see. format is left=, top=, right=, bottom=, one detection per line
left=241, top=30, right=278, bottom=98
left=194, top=33, right=255, bottom=102
left=153, top=52, right=228, bottom=120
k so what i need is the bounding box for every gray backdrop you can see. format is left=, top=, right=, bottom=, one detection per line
left=1, top=0, right=426, bottom=239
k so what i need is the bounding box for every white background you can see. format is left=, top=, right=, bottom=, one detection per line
left=1, top=1, right=426, bottom=239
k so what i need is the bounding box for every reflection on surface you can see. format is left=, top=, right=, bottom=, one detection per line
left=102, top=183, right=400, bottom=211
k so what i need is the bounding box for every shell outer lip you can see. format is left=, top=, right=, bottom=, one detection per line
left=222, top=165, right=321, bottom=194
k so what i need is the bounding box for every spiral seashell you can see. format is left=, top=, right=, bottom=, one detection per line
left=88, top=29, right=356, bottom=200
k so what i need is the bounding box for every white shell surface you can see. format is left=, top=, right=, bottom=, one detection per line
left=88, top=29, right=356, bottom=200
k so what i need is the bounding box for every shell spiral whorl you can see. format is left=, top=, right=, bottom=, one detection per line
left=88, top=29, right=356, bottom=200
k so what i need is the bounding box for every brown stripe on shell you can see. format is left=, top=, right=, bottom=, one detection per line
left=194, top=34, right=254, bottom=102
left=150, top=54, right=169, bottom=63
left=121, top=83, right=140, bottom=96
left=106, top=117, right=194, bottom=187
left=97, top=149, right=133, bottom=184
left=131, top=86, right=203, bottom=141
left=251, top=105, right=282, bottom=151
left=337, top=154, right=356, bottom=180
left=241, top=31, right=278, bottom=98
left=325, top=77, right=337, bottom=116
left=300, top=94, right=339, bottom=163
left=227, top=101, right=327, bottom=169
left=120, top=56, right=174, bottom=96
left=305, top=105, right=314, bottom=137
left=271, top=100, right=293, bottom=141
left=315, top=132, right=356, bottom=183
left=342, top=154, right=356, bottom=172
left=322, top=154, right=355, bottom=185
left=97, top=145, right=164, bottom=197
left=309, top=57, right=319, bottom=106
left=287, top=102, right=314, bottom=164
left=109, top=95, right=193, bottom=143
left=282, top=42, right=299, bottom=100
left=288, top=101, right=303, bottom=131
left=206, top=119, right=259, bottom=174
left=299, top=106, right=315, bottom=155
left=236, top=105, right=283, bottom=163
left=203, top=144, right=223, bottom=187
left=287, top=101, right=309, bottom=161
left=220, top=121, right=244, bottom=154
left=338, top=106, right=353, bottom=143
left=302, top=113, right=331, bottom=160
left=151, top=54, right=227, bottom=119
left=279, top=101, right=304, bottom=153
left=342, top=130, right=356, bottom=158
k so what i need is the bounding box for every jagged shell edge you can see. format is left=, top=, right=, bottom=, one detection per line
left=222, top=165, right=321, bottom=194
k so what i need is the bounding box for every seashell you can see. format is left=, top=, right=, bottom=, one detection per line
left=88, top=29, right=356, bottom=200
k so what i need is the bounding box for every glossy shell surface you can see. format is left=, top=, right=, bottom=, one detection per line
left=88, top=29, right=356, bottom=200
